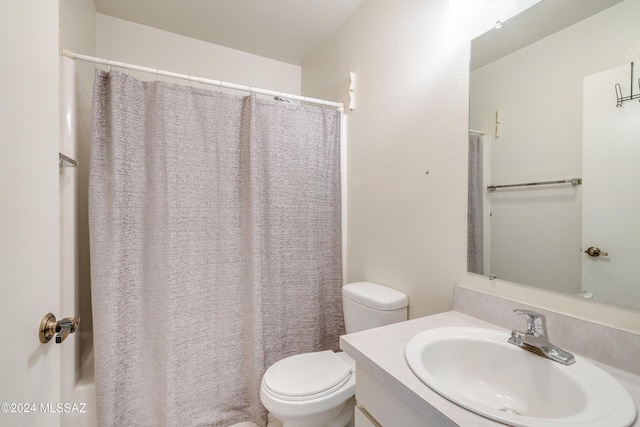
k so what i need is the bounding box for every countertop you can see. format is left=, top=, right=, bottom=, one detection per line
left=340, top=310, right=640, bottom=426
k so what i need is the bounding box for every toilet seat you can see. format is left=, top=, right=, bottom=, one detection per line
left=262, top=350, right=353, bottom=402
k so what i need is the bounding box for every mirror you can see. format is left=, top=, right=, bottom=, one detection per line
left=468, top=0, right=640, bottom=311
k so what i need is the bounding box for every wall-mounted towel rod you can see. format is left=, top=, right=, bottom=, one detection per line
left=59, top=152, right=79, bottom=168
left=487, top=178, right=581, bottom=192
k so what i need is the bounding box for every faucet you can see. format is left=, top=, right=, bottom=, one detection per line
left=508, top=309, right=575, bottom=365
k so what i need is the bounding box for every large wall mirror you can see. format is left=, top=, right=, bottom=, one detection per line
left=468, top=0, right=640, bottom=312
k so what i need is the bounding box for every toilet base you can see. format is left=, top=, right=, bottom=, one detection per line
left=278, top=397, right=355, bottom=427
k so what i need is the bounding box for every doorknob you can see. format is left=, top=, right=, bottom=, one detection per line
left=39, top=313, right=80, bottom=343
left=584, top=246, right=609, bottom=257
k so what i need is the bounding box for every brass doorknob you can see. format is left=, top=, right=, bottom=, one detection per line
left=584, top=247, right=609, bottom=257
left=39, top=313, right=80, bottom=343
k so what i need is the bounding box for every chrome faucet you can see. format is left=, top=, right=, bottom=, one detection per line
left=508, top=309, right=575, bottom=365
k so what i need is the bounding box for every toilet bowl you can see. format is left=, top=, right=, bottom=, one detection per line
left=260, top=351, right=355, bottom=427
left=260, top=282, right=408, bottom=427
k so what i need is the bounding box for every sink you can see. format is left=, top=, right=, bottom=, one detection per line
left=405, top=327, right=637, bottom=427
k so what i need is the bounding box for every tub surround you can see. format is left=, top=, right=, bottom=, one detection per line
left=340, top=291, right=640, bottom=426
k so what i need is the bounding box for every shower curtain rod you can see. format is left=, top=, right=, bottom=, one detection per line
left=60, top=49, right=344, bottom=111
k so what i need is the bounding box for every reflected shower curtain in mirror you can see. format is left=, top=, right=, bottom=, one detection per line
left=89, top=70, right=344, bottom=427
left=468, top=133, right=484, bottom=274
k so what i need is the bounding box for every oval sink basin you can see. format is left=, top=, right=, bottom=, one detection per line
left=405, top=327, right=637, bottom=427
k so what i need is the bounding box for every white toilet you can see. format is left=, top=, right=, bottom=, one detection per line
left=260, top=281, right=409, bottom=427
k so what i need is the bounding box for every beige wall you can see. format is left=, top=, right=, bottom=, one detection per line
left=303, top=0, right=640, bottom=332
left=303, top=0, right=470, bottom=319
left=96, top=14, right=301, bottom=95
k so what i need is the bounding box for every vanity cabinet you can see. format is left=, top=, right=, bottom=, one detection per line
left=354, top=406, right=378, bottom=427
left=344, top=307, right=640, bottom=427
left=354, top=366, right=453, bottom=427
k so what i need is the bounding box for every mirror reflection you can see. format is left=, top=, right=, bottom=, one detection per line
left=468, top=0, right=640, bottom=311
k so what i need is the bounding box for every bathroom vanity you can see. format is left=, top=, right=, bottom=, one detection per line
left=341, top=286, right=640, bottom=427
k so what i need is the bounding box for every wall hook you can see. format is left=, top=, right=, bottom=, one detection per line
left=615, top=62, right=640, bottom=107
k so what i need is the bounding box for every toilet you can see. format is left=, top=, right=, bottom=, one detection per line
left=260, top=281, right=409, bottom=427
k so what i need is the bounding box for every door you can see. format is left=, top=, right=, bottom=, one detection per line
left=582, top=63, right=640, bottom=311
left=0, top=2, right=62, bottom=426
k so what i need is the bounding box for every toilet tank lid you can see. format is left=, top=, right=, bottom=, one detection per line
left=342, top=281, right=408, bottom=311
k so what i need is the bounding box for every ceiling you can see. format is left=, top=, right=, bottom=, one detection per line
left=471, top=0, right=624, bottom=70
left=92, top=0, right=363, bottom=65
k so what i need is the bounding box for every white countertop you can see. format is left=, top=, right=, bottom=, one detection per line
left=340, top=310, right=640, bottom=426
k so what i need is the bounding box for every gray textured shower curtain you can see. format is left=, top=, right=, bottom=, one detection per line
left=89, top=70, right=344, bottom=427
left=468, top=133, right=484, bottom=274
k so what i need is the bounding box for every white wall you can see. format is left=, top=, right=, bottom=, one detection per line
left=303, top=0, right=470, bottom=318
left=303, top=0, right=640, bottom=331
left=96, top=14, right=301, bottom=95
left=302, top=0, right=539, bottom=319
left=470, top=0, right=640, bottom=294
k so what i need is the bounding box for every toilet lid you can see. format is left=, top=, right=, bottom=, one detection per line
left=263, top=351, right=352, bottom=401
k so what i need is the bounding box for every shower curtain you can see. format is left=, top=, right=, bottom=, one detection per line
left=468, top=133, right=484, bottom=274
left=89, top=70, right=344, bottom=427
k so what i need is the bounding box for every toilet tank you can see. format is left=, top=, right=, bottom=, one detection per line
left=342, top=282, right=408, bottom=334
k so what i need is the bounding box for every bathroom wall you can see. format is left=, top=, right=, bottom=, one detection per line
left=302, top=0, right=540, bottom=319
left=302, top=0, right=470, bottom=318
left=470, top=0, right=640, bottom=295
left=302, top=0, right=640, bottom=332
left=96, top=14, right=301, bottom=95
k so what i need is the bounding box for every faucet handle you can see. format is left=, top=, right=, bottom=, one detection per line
left=513, top=309, right=548, bottom=337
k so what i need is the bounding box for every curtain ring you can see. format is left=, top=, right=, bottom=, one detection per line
left=101, top=58, right=110, bottom=72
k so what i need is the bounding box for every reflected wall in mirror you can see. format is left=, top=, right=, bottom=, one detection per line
left=468, top=0, right=640, bottom=311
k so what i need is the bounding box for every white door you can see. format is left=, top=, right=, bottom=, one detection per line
left=582, top=63, right=640, bottom=311
left=0, top=2, right=62, bottom=426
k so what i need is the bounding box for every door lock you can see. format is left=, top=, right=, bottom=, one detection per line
left=584, top=247, right=609, bottom=257
left=39, top=313, right=80, bottom=343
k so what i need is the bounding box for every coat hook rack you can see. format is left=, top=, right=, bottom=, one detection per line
left=615, top=62, right=640, bottom=107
